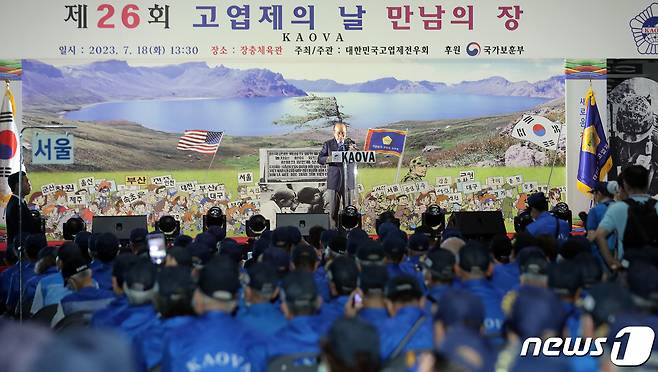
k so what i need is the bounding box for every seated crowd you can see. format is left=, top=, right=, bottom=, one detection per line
left=0, top=165, right=657, bottom=372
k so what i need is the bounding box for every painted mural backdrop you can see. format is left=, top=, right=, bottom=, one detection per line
left=16, top=58, right=566, bottom=238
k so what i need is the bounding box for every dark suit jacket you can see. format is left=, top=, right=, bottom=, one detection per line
left=317, top=139, right=356, bottom=191
left=5, top=195, right=37, bottom=247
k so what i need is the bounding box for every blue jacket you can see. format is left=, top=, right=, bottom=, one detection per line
left=319, top=295, right=349, bottom=333
left=90, top=295, right=130, bottom=328
left=0, top=263, right=19, bottom=304
left=562, top=301, right=582, bottom=338
left=23, top=266, right=57, bottom=305
left=6, top=261, right=36, bottom=311
left=162, top=311, right=258, bottom=372
left=456, top=279, right=505, bottom=340
left=425, top=284, right=451, bottom=315
left=400, top=260, right=427, bottom=293
left=491, top=262, right=520, bottom=294
left=313, top=267, right=331, bottom=303
left=386, top=263, right=406, bottom=280
left=380, top=306, right=433, bottom=360
left=90, top=260, right=114, bottom=291
left=60, top=286, right=115, bottom=312
left=527, top=212, right=570, bottom=240
left=237, top=302, right=287, bottom=337
left=134, top=315, right=195, bottom=371
left=117, top=304, right=159, bottom=342
left=358, top=307, right=389, bottom=330
left=53, top=286, right=115, bottom=327
left=252, top=314, right=324, bottom=371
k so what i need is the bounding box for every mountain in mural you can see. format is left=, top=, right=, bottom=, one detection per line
left=288, top=75, right=564, bottom=99
left=23, top=59, right=564, bottom=111
left=22, top=59, right=307, bottom=108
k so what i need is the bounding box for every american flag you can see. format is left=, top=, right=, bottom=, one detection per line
left=177, top=130, right=224, bottom=154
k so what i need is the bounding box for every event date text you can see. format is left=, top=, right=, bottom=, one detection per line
left=58, top=45, right=199, bottom=56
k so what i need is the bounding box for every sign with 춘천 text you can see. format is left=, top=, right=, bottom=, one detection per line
left=32, top=132, right=74, bottom=164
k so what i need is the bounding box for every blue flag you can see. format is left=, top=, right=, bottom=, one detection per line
left=577, top=87, right=612, bottom=194
left=364, top=128, right=407, bottom=156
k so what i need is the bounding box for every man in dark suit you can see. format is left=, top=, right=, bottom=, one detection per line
left=5, top=171, right=37, bottom=250
left=318, top=123, right=357, bottom=227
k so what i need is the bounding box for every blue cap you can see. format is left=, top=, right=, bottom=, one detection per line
left=441, top=228, right=463, bottom=241
left=218, top=238, right=243, bottom=263
left=197, top=256, right=240, bottom=300
left=252, top=236, right=271, bottom=260
left=95, top=232, right=119, bottom=263
left=527, top=192, right=548, bottom=210
left=129, top=228, right=148, bottom=244
left=439, top=326, right=494, bottom=372
left=271, top=227, right=291, bottom=248
left=328, top=256, right=359, bottom=294
left=347, top=228, right=369, bottom=256
left=326, top=318, right=380, bottom=369
left=206, top=225, right=227, bottom=242
left=321, top=229, right=339, bottom=248
left=262, top=247, right=290, bottom=276
left=382, top=236, right=407, bottom=258
left=285, top=226, right=302, bottom=245
left=173, top=234, right=193, bottom=248
left=518, top=246, right=548, bottom=276
left=187, top=242, right=214, bottom=266
left=377, top=222, right=398, bottom=240
left=408, top=232, right=430, bottom=252
left=435, top=289, right=485, bottom=331
left=509, top=286, right=565, bottom=339
left=195, top=232, right=218, bottom=252
left=245, top=262, right=278, bottom=294
left=548, top=261, right=582, bottom=296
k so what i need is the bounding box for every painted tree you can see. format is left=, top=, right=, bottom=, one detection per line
left=274, top=95, right=350, bottom=128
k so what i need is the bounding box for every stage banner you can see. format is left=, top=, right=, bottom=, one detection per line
left=0, top=1, right=656, bottom=60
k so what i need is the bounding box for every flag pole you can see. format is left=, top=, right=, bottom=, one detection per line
left=394, top=129, right=408, bottom=183
left=547, top=122, right=564, bottom=187
left=205, top=132, right=223, bottom=180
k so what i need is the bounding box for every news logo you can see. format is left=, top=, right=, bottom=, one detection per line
left=466, top=42, right=480, bottom=56
left=520, top=326, right=655, bottom=367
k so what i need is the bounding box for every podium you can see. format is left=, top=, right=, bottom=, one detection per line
left=330, top=151, right=377, bottom=209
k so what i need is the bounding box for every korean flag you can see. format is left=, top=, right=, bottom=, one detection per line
left=511, top=115, right=563, bottom=150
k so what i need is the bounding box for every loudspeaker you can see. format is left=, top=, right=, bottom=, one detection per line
left=447, top=211, right=506, bottom=241
left=276, top=213, right=330, bottom=236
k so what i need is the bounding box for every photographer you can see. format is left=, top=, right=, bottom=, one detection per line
left=520, top=192, right=570, bottom=241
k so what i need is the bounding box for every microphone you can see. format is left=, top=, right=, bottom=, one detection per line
left=344, top=138, right=358, bottom=150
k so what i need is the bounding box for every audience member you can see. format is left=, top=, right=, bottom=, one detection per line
left=90, top=254, right=137, bottom=328
left=133, top=266, right=196, bottom=371
left=454, top=241, right=504, bottom=341
left=380, top=275, right=433, bottom=361
left=115, top=258, right=159, bottom=341
left=161, top=257, right=254, bottom=372
left=237, top=262, right=286, bottom=337
left=252, top=271, right=323, bottom=369
left=51, top=254, right=114, bottom=326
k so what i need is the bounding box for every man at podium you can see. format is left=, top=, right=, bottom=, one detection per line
left=317, top=123, right=357, bottom=228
